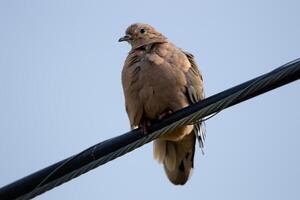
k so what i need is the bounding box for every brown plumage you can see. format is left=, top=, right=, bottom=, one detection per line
left=119, top=23, right=205, bottom=185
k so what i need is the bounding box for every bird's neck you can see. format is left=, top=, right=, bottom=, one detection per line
left=132, top=37, right=168, bottom=50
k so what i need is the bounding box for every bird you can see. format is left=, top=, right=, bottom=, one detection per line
left=119, top=23, right=205, bottom=185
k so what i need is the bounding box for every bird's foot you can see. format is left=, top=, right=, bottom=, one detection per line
left=158, top=110, right=173, bottom=120
left=140, top=120, right=152, bottom=135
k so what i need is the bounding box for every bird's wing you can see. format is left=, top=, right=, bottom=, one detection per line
left=121, top=50, right=144, bottom=129
left=183, top=51, right=206, bottom=150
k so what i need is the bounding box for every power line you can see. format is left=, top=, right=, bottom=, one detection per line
left=0, top=58, right=300, bottom=200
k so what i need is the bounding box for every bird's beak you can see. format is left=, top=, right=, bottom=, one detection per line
left=118, top=35, right=131, bottom=42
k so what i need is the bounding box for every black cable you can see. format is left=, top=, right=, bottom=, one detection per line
left=0, top=58, right=300, bottom=200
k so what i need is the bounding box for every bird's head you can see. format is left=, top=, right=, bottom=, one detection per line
left=118, top=23, right=167, bottom=49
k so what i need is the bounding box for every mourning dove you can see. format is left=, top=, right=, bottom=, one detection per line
left=119, top=23, right=205, bottom=185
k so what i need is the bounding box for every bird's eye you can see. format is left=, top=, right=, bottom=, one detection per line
left=140, top=28, right=146, bottom=34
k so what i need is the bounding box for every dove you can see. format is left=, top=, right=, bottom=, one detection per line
left=119, top=23, right=205, bottom=185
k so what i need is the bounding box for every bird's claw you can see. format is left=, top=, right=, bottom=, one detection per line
left=140, top=120, right=152, bottom=135
left=158, top=110, right=173, bottom=120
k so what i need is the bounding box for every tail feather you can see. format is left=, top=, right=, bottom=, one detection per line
left=153, top=139, right=167, bottom=164
left=154, top=132, right=196, bottom=185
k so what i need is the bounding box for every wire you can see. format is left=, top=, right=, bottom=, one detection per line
left=0, top=58, right=300, bottom=200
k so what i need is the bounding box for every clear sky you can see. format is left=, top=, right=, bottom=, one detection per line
left=0, top=1, right=300, bottom=199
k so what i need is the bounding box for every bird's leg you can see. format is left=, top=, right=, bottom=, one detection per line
left=158, top=110, right=173, bottom=120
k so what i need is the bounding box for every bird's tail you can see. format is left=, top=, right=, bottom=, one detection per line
left=153, top=132, right=196, bottom=185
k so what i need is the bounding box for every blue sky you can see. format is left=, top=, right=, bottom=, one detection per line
left=0, top=1, right=300, bottom=199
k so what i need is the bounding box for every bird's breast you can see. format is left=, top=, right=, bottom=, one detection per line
left=128, top=58, right=188, bottom=120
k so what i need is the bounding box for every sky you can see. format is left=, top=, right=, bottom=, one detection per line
left=0, top=0, right=300, bottom=199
